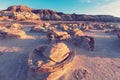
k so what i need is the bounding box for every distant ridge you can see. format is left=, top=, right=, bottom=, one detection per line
left=2, top=5, right=120, bottom=22
left=6, top=5, right=33, bottom=12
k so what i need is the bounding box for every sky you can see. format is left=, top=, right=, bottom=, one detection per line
left=0, top=0, right=120, bottom=17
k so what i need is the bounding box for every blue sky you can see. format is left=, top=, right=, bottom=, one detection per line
left=0, top=0, right=120, bottom=17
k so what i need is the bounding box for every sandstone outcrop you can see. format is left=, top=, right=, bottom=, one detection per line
left=73, top=28, right=84, bottom=37
left=12, top=12, right=40, bottom=20
left=7, top=23, right=23, bottom=30
left=33, top=9, right=61, bottom=20
left=0, top=28, right=26, bottom=38
left=43, top=42, right=70, bottom=62
left=0, top=23, right=26, bottom=38
left=2, top=5, right=120, bottom=22
left=28, top=42, right=75, bottom=80
left=6, top=5, right=32, bottom=12
left=30, top=24, right=47, bottom=33
left=1, top=5, right=40, bottom=20
left=53, top=30, right=71, bottom=40
left=33, top=9, right=120, bottom=22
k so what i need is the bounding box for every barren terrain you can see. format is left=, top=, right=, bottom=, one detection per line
left=0, top=24, right=120, bottom=80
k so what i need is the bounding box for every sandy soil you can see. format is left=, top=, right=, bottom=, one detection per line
left=0, top=27, right=120, bottom=80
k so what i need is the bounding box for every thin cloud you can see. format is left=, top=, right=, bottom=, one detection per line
left=99, top=0, right=120, bottom=17
left=90, top=0, right=120, bottom=17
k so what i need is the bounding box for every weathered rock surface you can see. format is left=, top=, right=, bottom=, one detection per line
left=0, top=11, right=40, bottom=20
left=0, top=23, right=26, bottom=38
left=0, top=28, right=26, bottom=38
left=12, top=12, right=40, bottom=20
left=73, top=28, right=84, bottom=37
left=31, top=24, right=47, bottom=33
left=7, top=23, right=23, bottom=30
left=43, top=42, right=70, bottom=62
left=6, top=5, right=32, bottom=12
left=0, top=5, right=40, bottom=20
left=32, top=9, right=120, bottom=22
left=33, top=9, right=61, bottom=20
left=1, top=5, right=120, bottom=22
left=53, top=30, right=71, bottom=40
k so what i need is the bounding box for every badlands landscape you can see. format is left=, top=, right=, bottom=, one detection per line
left=0, top=5, right=120, bottom=80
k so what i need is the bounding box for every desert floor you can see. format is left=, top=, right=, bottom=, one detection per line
left=0, top=25, right=120, bottom=80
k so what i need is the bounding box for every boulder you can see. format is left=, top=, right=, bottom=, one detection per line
left=31, top=24, right=47, bottom=33
left=8, top=23, right=23, bottom=30
left=53, top=30, right=71, bottom=40
left=43, top=42, right=70, bottom=62
left=43, top=22, right=50, bottom=28
left=59, top=24, right=69, bottom=31
left=53, top=30, right=68, bottom=37
left=80, top=25, right=89, bottom=31
left=46, top=30, right=71, bottom=43
left=28, top=42, right=75, bottom=80
left=0, top=23, right=24, bottom=38
left=114, top=25, right=120, bottom=30
left=73, top=28, right=84, bottom=37
left=0, top=26, right=6, bottom=30
left=59, top=34, right=71, bottom=40
left=0, top=29, right=26, bottom=38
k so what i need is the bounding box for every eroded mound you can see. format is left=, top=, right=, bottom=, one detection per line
left=28, top=42, right=75, bottom=80
left=0, top=23, right=26, bottom=38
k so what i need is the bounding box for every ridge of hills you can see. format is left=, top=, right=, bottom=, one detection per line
left=0, top=5, right=119, bottom=22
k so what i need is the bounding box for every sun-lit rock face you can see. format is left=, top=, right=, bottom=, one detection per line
left=6, top=5, right=32, bottom=12
left=2, top=5, right=120, bottom=22
left=0, top=28, right=26, bottom=38
left=1, top=5, right=40, bottom=20
left=30, top=24, right=48, bottom=33
left=0, top=23, right=26, bottom=38
left=0, top=11, right=40, bottom=20
left=12, top=12, right=40, bottom=20
left=43, top=42, right=70, bottom=62
left=73, top=28, right=84, bottom=37
left=1, top=5, right=120, bottom=22
left=52, top=30, right=71, bottom=40
left=7, top=23, right=23, bottom=30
